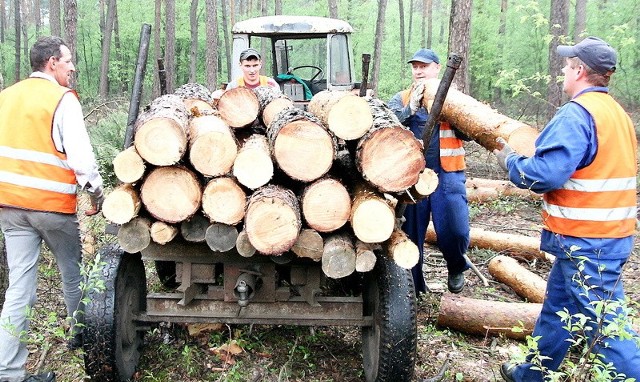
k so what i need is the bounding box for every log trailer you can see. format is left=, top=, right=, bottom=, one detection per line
left=0, top=16, right=421, bottom=381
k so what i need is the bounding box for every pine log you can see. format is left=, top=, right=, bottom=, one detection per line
left=426, top=225, right=554, bottom=262
left=254, top=87, right=294, bottom=127
left=140, top=166, right=202, bottom=224
left=350, top=182, right=395, bottom=244
left=307, top=90, right=373, bottom=140
left=488, top=255, right=546, bottom=303
left=112, top=146, right=146, bottom=184
left=134, top=94, right=189, bottom=166
left=217, top=87, right=260, bottom=128
left=356, top=97, right=425, bottom=193
left=236, top=230, right=256, bottom=257
left=267, top=108, right=336, bottom=182
left=301, top=177, right=351, bottom=233
left=437, top=294, right=542, bottom=340
left=245, top=185, right=302, bottom=255
left=466, top=177, right=540, bottom=202
left=397, top=168, right=439, bottom=204
left=174, top=83, right=214, bottom=114
left=386, top=227, right=420, bottom=269
left=232, top=134, right=274, bottom=190
left=291, top=228, right=324, bottom=261
left=102, top=184, right=141, bottom=225
left=117, top=217, right=151, bottom=253
left=355, top=240, right=377, bottom=273
left=180, top=213, right=209, bottom=242
left=422, top=78, right=539, bottom=156
left=150, top=221, right=178, bottom=245
left=201, top=177, right=246, bottom=225
left=322, top=232, right=356, bottom=279
left=188, top=110, right=238, bottom=177
left=205, top=223, right=239, bottom=252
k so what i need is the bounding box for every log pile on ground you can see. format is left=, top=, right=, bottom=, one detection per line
left=103, top=83, right=438, bottom=279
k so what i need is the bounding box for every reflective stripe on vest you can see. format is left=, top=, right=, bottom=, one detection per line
left=0, top=78, right=78, bottom=214
left=237, top=75, right=269, bottom=88
left=542, top=92, right=637, bottom=238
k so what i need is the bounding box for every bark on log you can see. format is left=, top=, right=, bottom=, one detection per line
left=245, top=185, right=302, bottom=255
left=188, top=110, right=238, bottom=177
left=356, top=97, right=425, bottom=192
left=180, top=213, right=209, bottom=243
left=112, top=146, right=146, bottom=184
left=102, top=184, right=141, bottom=225
left=291, top=228, right=324, bottom=261
left=267, top=108, right=336, bottom=182
left=422, top=78, right=539, bottom=156
left=254, top=86, right=294, bottom=127
left=437, top=294, right=542, bottom=340
left=217, top=87, right=260, bottom=128
left=201, top=177, right=246, bottom=225
left=350, top=182, right=395, bottom=243
left=205, top=223, right=239, bottom=252
left=322, top=232, right=356, bottom=279
left=236, top=230, right=256, bottom=257
left=232, top=134, right=274, bottom=190
left=307, top=90, right=373, bottom=140
left=488, top=255, right=547, bottom=303
left=140, top=166, right=202, bottom=224
left=301, top=177, right=351, bottom=233
left=174, top=82, right=214, bottom=114
left=355, top=240, right=377, bottom=272
left=465, top=177, right=540, bottom=202
left=134, top=94, right=189, bottom=166
left=117, top=217, right=151, bottom=253
left=386, top=227, right=420, bottom=269
left=150, top=221, right=178, bottom=245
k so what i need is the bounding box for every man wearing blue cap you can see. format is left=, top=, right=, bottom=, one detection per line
left=495, top=36, right=640, bottom=381
left=388, top=48, right=470, bottom=295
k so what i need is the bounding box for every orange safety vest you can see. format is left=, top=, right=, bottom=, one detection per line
left=542, top=92, right=637, bottom=238
left=401, top=89, right=465, bottom=171
left=0, top=77, right=78, bottom=214
left=237, top=75, right=270, bottom=88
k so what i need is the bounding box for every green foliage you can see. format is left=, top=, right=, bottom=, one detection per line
left=85, top=105, right=128, bottom=189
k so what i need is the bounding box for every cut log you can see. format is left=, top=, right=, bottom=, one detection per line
left=188, top=110, right=238, bottom=177
left=236, top=230, right=256, bottom=257
left=140, top=166, right=202, bottom=224
left=386, top=227, right=420, bottom=269
left=174, top=82, right=214, bottom=114
left=355, top=240, right=377, bottom=273
left=180, top=213, right=209, bottom=243
left=102, top=184, right=141, bottom=225
left=267, top=108, right=336, bottom=182
left=291, top=228, right=324, bottom=261
left=245, top=185, right=302, bottom=255
left=254, top=87, right=294, bottom=127
left=356, top=97, right=425, bottom=193
left=301, top=177, right=351, bottom=233
left=422, top=78, right=539, bottom=156
left=150, top=221, right=178, bottom=245
left=232, top=134, right=274, bottom=190
left=466, top=177, right=540, bottom=202
left=217, top=87, right=260, bottom=128
left=488, top=255, right=546, bottom=303
left=201, top=177, right=246, bottom=225
left=205, top=223, right=239, bottom=252
left=322, top=232, right=356, bottom=279
left=437, top=294, right=542, bottom=340
left=112, top=146, right=146, bottom=184
left=307, top=90, right=373, bottom=140
left=134, top=94, right=189, bottom=166
left=398, top=168, right=439, bottom=204
left=426, top=225, right=554, bottom=262
left=117, top=217, right=151, bottom=253
left=350, top=182, right=395, bottom=244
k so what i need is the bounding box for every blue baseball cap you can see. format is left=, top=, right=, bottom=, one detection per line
left=408, top=48, right=440, bottom=65
left=557, top=36, right=617, bottom=75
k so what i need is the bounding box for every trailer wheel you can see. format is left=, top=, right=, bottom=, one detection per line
left=84, top=244, right=146, bottom=381
left=0, top=233, right=7, bottom=308
left=362, top=251, right=417, bottom=382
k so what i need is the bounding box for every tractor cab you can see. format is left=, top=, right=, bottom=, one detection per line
left=230, top=15, right=357, bottom=103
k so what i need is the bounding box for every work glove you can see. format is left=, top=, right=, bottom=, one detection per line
left=493, top=137, right=514, bottom=172
left=86, top=187, right=104, bottom=216
left=409, top=80, right=426, bottom=115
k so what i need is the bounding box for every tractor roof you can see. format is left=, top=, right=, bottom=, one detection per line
left=232, top=15, right=354, bottom=36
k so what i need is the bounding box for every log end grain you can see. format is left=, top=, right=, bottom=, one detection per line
left=112, top=146, right=146, bottom=184
left=218, top=88, right=260, bottom=128
left=327, top=95, right=373, bottom=140
left=202, top=177, right=247, bottom=225
left=141, top=166, right=202, bottom=223
left=134, top=117, right=187, bottom=166
left=351, top=198, right=395, bottom=243
left=302, top=178, right=351, bottom=232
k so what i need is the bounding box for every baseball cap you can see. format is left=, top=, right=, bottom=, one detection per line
left=239, top=48, right=261, bottom=62
left=557, top=36, right=617, bottom=75
left=408, top=48, right=440, bottom=64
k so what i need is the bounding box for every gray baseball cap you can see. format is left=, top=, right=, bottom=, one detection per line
left=557, top=36, right=617, bottom=75
left=239, top=48, right=261, bottom=62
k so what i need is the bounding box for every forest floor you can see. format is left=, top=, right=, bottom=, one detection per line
left=17, top=142, right=640, bottom=381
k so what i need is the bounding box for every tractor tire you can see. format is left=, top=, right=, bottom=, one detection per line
left=0, top=232, right=7, bottom=309
left=83, top=244, right=147, bottom=381
left=361, top=250, right=417, bottom=382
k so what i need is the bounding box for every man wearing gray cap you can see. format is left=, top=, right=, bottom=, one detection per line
left=495, top=36, right=640, bottom=381
left=225, top=48, right=279, bottom=91
left=388, top=48, right=470, bottom=295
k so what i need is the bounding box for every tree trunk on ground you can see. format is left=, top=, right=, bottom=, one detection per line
left=102, top=184, right=141, bottom=225
left=112, top=146, right=146, bottom=184
left=217, top=87, right=260, bottom=128
left=291, top=228, right=324, bottom=261
left=140, top=166, right=202, bottom=224
left=307, top=91, right=373, bottom=140
left=438, top=294, right=541, bottom=340
left=386, top=227, right=419, bottom=269
left=117, top=217, right=151, bottom=253
left=187, top=110, right=237, bottom=177
left=301, top=177, right=351, bottom=233
left=201, top=177, right=246, bottom=225
left=350, top=182, right=395, bottom=244
left=322, top=232, right=356, bottom=279
left=150, top=221, right=178, bottom=245
left=488, top=255, right=547, bottom=303
left=232, top=134, right=274, bottom=190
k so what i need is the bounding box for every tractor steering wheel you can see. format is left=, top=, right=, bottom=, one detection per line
left=290, top=65, right=324, bottom=82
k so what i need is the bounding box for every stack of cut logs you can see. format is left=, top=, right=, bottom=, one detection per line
left=103, top=83, right=438, bottom=279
